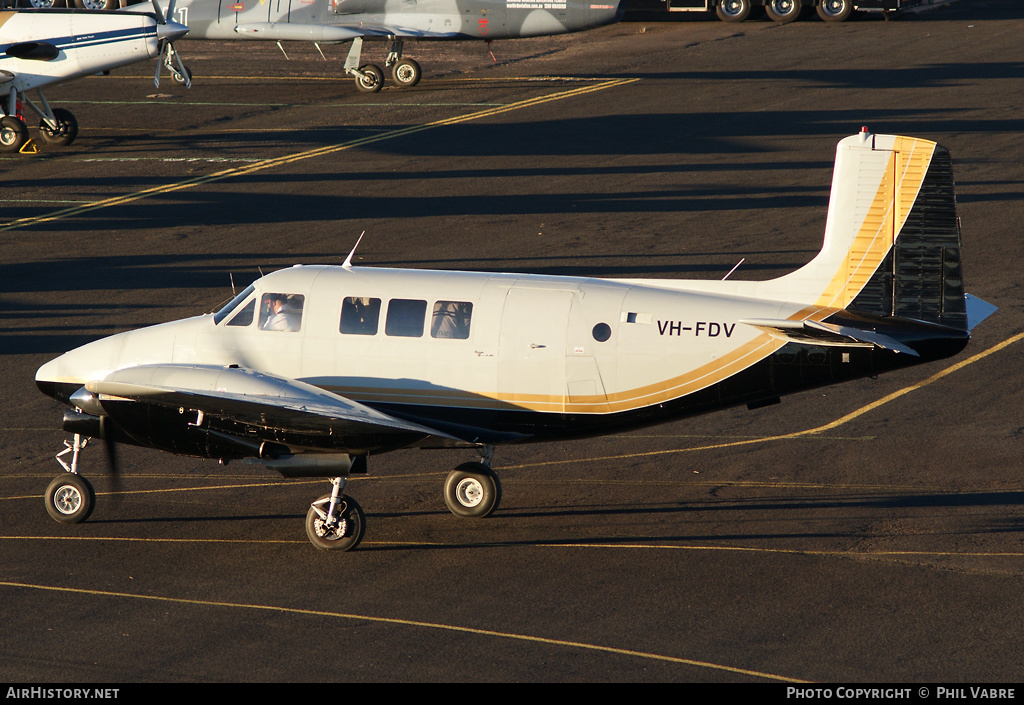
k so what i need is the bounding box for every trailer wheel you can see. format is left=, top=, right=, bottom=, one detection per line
left=765, top=0, right=801, bottom=23
left=816, top=0, right=852, bottom=22
left=715, top=0, right=751, bottom=22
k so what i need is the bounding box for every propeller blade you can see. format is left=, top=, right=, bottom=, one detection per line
left=154, top=40, right=168, bottom=88
left=150, top=0, right=166, bottom=25
left=99, top=416, right=122, bottom=497
left=166, top=0, right=177, bottom=23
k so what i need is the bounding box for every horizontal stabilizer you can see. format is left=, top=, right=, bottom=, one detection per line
left=965, top=294, right=998, bottom=332
left=740, top=318, right=920, bottom=357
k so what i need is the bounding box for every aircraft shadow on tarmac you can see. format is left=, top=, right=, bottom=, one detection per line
left=65, top=487, right=1024, bottom=549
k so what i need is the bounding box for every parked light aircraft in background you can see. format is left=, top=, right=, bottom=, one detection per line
left=156, top=0, right=622, bottom=93
left=36, top=131, right=995, bottom=551
left=0, top=3, right=188, bottom=152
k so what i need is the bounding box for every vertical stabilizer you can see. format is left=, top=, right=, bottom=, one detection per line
left=772, top=130, right=967, bottom=331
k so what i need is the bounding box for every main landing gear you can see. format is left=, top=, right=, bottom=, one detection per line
left=307, top=447, right=502, bottom=551
left=1, top=88, right=78, bottom=154
left=343, top=37, right=422, bottom=94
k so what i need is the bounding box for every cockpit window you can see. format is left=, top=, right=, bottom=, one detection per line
left=213, top=284, right=255, bottom=325
left=259, top=293, right=304, bottom=332
left=431, top=301, right=473, bottom=339
left=340, top=297, right=381, bottom=335
left=226, top=299, right=256, bottom=327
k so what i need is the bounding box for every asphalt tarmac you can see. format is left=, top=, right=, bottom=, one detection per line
left=2, top=0, right=1023, bottom=684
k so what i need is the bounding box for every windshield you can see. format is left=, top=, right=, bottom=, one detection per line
left=213, top=284, right=255, bottom=325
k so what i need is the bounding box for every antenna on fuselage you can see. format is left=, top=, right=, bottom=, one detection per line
left=343, top=231, right=365, bottom=269
left=722, top=258, right=745, bottom=281
left=229, top=272, right=236, bottom=297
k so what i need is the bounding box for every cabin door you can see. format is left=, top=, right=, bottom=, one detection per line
left=498, top=288, right=573, bottom=413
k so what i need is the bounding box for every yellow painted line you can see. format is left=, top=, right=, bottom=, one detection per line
left=0, top=579, right=805, bottom=682
left=99, top=74, right=606, bottom=83
left=4, top=536, right=1021, bottom=560
left=0, top=78, right=638, bottom=233
left=500, top=330, right=1024, bottom=470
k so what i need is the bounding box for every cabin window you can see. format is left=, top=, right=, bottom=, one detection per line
left=431, top=301, right=473, bottom=339
left=226, top=299, right=256, bottom=327
left=385, top=299, right=427, bottom=337
left=214, top=284, right=255, bottom=324
left=340, top=297, right=381, bottom=335
left=259, top=293, right=304, bottom=332
left=592, top=322, right=612, bottom=342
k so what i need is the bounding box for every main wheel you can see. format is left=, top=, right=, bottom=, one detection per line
left=354, top=64, right=384, bottom=93
left=391, top=58, right=422, bottom=88
left=816, top=0, right=852, bottom=22
left=39, top=108, right=78, bottom=147
left=305, top=494, right=365, bottom=551
left=765, top=0, right=801, bottom=23
left=0, top=116, right=28, bottom=153
left=715, top=0, right=751, bottom=22
left=74, top=0, right=117, bottom=8
left=45, top=474, right=95, bottom=524
left=444, top=462, right=500, bottom=518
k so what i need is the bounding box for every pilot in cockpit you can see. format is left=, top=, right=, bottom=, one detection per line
left=261, top=293, right=303, bottom=332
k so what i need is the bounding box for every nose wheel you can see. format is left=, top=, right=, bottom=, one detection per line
left=45, top=473, right=95, bottom=524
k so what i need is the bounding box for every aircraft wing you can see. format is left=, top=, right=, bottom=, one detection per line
left=233, top=23, right=460, bottom=42
left=85, top=363, right=460, bottom=444
left=739, top=318, right=921, bottom=357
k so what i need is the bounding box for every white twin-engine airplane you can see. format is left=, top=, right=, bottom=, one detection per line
left=36, top=130, right=995, bottom=551
left=0, top=2, right=188, bottom=153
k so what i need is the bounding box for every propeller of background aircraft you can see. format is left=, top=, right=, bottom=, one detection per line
left=151, top=0, right=191, bottom=88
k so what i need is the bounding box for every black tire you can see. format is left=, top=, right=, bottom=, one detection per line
left=443, top=462, right=500, bottom=518
left=391, top=58, right=421, bottom=88
left=816, top=0, right=852, bottom=22
left=715, top=0, right=751, bottom=22
left=45, top=474, right=95, bottom=524
left=74, top=0, right=117, bottom=8
left=305, top=494, right=364, bottom=551
left=172, top=66, right=193, bottom=86
left=28, top=0, right=58, bottom=7
left=765, top=0, right=801, bottom=23
left=0, top=116, right=28, bottom=153
left=354, top=64, right=384, bottom=93
left=39, top=108, right=78, bottom=147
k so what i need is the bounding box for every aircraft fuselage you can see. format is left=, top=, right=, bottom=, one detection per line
left=172, top=0, right=621, bottom=42
left=36, top=263, right=962, bottom=456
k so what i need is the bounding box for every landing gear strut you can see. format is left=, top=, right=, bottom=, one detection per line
left=44, top=434, right=95, bottom=523
left=2, top=86, right=78, bottom=153
left=343, top=37, right=422, bottom=93
left=306, top=477, right=365, bottom=551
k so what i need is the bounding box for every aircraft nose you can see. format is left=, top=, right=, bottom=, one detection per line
left=157, top=20, right=190, bottom=42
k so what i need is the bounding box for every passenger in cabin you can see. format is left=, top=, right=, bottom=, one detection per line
left=261, top=293, right=304, bottom=332
left=431, top=301, right=472, bottom=339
